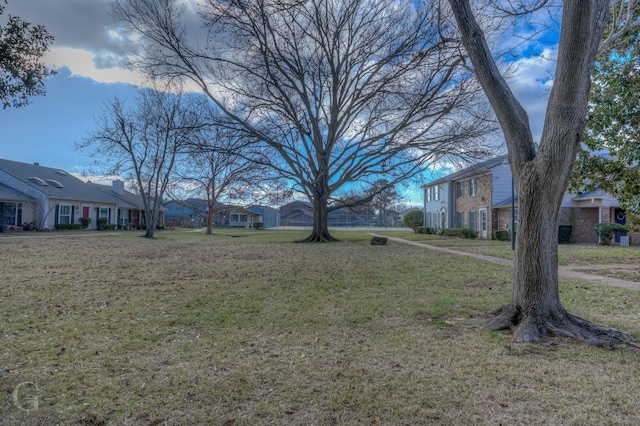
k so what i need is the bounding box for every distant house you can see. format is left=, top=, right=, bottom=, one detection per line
left=216, top=205, right=262, bottom=228
left=164, top=198, right=209, bottom=228
left=280, top=200, right=314, bottom=227
left=278, top=200, right=372, bottom=227
left=0, top=158, right=156, bottom=230
left=247, top=205, right=279, bottom=228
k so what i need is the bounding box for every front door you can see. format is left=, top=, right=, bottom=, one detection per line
left=480, top=208, right=488, bottom=239
left=614, top=208, right=626, bottom=243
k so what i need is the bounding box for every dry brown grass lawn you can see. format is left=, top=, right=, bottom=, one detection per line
left=1, top=230, right=640, bottom=425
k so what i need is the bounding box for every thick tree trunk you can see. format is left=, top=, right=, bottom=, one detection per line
left=298, top=195, right=337, bottom=243
left=449, top=0, right=636, bottom=345
left=486, top=158, right=634, bottom=345
left=486, top=165, right=565, bottom=341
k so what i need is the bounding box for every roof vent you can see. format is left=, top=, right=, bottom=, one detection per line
left=34, top=162, right=40, bottom=166
left=47, top=179, right=64, bottom=188
left=28, top=176, right=48, bottom=186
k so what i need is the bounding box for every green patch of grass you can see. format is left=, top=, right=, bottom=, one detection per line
left=1, top=230, right=640, bottom=425
left=377, top=231, right=640, bottom=266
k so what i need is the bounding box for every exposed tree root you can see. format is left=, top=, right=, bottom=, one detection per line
left=295, top=231, right=339, bottom=243
left=485, top=304, right=639, bottom=348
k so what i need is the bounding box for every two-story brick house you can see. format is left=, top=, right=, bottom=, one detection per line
left=423, top=155, right=515, bottom=239
left=424, top=155, right=638, bottom=244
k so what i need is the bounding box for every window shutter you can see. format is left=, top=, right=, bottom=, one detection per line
left=55, top=205, right=59, bottom=225
left=108, top=208, right=112, bottom=223
left=71, top=207, right=75, bottom=223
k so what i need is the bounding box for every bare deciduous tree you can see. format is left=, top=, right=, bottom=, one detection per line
left=77, top=85, right=204, bottom=238
left=113, top=0, right=497, bottom=242
left=447, top=0, right=640, bottom=344
left=179, top=112, right=274, bottom=234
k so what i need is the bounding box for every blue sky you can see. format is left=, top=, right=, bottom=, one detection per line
left=0, top=0, right=556, bottom=204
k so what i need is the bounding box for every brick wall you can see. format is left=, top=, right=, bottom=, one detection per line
left=454, top=174, right=492, bottom=236
left=559, top=207, right=640, bottom=245
left=559, top=207, right=599, bottom=243
left=496, top=209, right=512, bottom=231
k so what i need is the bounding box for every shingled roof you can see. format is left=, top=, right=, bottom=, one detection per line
left=0, top=158, right=144, bottom=206
left=424, top=154, right=508, bottom=186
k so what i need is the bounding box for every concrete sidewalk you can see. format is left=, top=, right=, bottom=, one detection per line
left=371, top=234, right=640, bottom=291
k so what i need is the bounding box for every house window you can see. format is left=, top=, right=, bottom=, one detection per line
left=118, top=209, right=129, bottom=226
left=434, top=186, right=440, bottom=201
left=468, top=211, right=477, bottom=232
left=58, top=205, right=72, bottom=224
left=231, top=214, right=239, bottom=222
left=240, top=214, right=248, bottom=223
left=455, top=211, right=464, bottom=228
left=425, top=212, right=432, bottom=227
left=469, top=178, right=477, bottom=197
left=98, top=207, right=109, bottom=221
left=433, top=212, right=439, bottom=229
left=426, top=187, right=432, bottom=202
left=3, top=203, right=21, bottom=226
left=455, top=181, right=464, bottom=198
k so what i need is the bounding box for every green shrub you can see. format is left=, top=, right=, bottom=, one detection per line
left=414, top=226, right=435, bottom=234
left=494, top=230, right=511, bottom=241
left=370, top=236, right=388, bottom=245
left=55, top=223, right=82, bottom=231
left=79, top=217, right=92, bottom=229
left=403, top=210, right=424, bottom=232
left=253, top=222, right=264, bottom=230
left=594, top=222, right=627, bottom=245
left=96, top=218, right=109, bottom=230
left=442, top=228, right=477, bottom=239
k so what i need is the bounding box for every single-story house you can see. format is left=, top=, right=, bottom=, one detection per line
left=0, top=158, right=157, bottom=230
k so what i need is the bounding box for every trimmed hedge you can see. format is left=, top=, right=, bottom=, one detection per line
left=494, top=230, right=511, bottom=241
left=414, top=226, right=436, bottom=234
left=55, top=223, right=82, bottom=231
left=442, top=228, right=477, bottom=239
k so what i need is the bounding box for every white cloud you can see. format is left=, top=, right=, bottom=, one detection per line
left=43, top=48, right=145, bottom=86
left=507, top=47, right=557, bottom=143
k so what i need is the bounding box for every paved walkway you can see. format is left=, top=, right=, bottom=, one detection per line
left=371, top=234, right=640, bottom=291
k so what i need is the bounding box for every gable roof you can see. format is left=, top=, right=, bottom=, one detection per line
left=0, top=182, right=36, bottom=202
left=0, top=158, right=98, bottom=201
left=424, top=154, right=508, bottom=186
left=88, top=182, right=148, bottom=209
left=0, top=158, right=146, bottom=207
